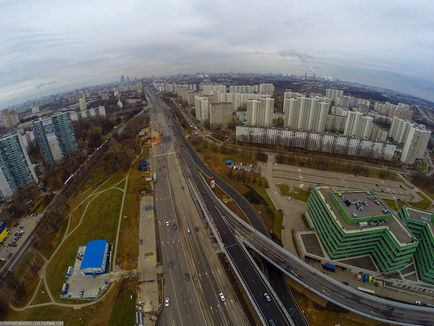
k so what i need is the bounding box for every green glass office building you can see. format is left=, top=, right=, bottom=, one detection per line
left=398, top=207, right=434, bottom=284
left=307, top=187, right=418, bottom=275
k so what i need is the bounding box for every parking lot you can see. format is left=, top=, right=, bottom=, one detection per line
left=61, top=245, right=110, bottom=300
left=0, top=214, right=41, bottom=269
left=269, top=163, right=415, bottom=201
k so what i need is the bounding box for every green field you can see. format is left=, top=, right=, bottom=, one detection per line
left=45, top=189, right=123, bottom=299
left=246, top=184, right=283, bottom=241
left=410, top=192, right=432, bottom=210
left=278, top=184, right=309, bottom=202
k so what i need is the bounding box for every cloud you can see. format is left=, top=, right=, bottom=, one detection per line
left=1, top=0, right=434, bottom=107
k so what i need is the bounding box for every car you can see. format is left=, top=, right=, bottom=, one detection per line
left=164, top=298, right=170, bottom=307
left=172, top=224, right=177, bottom=230
left=139, top=239, right=143, bottom=245
left=219, top=292, right=225, bottom=302
left=184, top=273, right=190, bottom=281
left=187, top=228, right=191, bottom=234
left=263, top=292, right=271, bottom=302
left=165, top=220, right=170, bottom=227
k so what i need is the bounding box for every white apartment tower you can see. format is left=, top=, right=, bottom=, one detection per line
left=247, top=100, right=260, bottom=126
left=343, top=111, right=362, bottom=137
left=400, top=126, right=431, bottom=165
left=389, top=117, right=411, bottom=144
left=194, top=95, right=209, bottom=122
left=209, top=102, right=233, bottom=129
left=283, top=94, right=329, bottom=132
left=325, top=89, right=344, bottom=103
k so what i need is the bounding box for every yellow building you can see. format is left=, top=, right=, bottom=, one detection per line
left=0, top=222, right=9, bottom=243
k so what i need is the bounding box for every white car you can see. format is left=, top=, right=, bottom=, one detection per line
left=165, top=220, right=170, bottom=227
left=263, top=292, right=271, bottom=302
left=219, top=292, right=225, bottom=302
left=164, top=298, right=170, bottom=307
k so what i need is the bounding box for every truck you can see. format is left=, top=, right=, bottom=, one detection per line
left=152, top=172, right=157, bottom=182
left=324, top=262, right=336, bottom=272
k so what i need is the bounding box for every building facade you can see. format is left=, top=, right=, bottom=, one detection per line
left=236, top=126, right=396, bottom=161
left=209, top=102, right=233, bottom=129
left=307, top=187, right=418, bottom=275
left=33, top=112, right=78, bottom=165
left=398, top=207, right=434, bottom=284
left=400, top=125, right=431, bottom=165
left=0, top=132, right=37, bottom=199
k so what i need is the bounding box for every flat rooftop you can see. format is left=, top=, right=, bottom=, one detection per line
left=406, top=208, right=434, bottom=234
left=319, top=188, right=413, bottom=244
left=337, top=191, right=390, bottom=218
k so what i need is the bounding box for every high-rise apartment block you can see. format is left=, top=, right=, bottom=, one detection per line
left=0, top=133, right=37, bottom=199
left=33, top=112, right=78, bottom=165
left=194, top=95, right=210, bottom=122
left=202, top=84, right=227, bottom=95
left=2, top=109, right=20, bottom=128
left=343, top=112, right=373, bottom=138
left=258, top=83, right=275, bottom=96
left=389, top=117, right=411, bottom=144
left=209, top=102, right=233, bottom=129
left=325, top=89, right=344, bottom=103
left=374, top=102, right=413, bottom=120
left=283, top=92, right=329, bottom=132
left=247, top=97, right=274, bottom=127
left=79, top=93, right=87, bottom=111
left=400, top=125, right=431, bottom=165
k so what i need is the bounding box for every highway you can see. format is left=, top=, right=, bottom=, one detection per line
left=149, top=87, right=434, bottom=326
left=148, top=89, right=300, bottom=325
left=151, top=99, right=248, bottom=325
left=222, top=182, right=434, bottom=326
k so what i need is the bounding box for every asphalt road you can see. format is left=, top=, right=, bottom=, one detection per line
left=230, top=213, right=434, bottom=326
left=152, top=126, right=206, bottom=326
left=148, top=88, right=434, bottom=326
left=151, top=100, right=248, bottom=325
left=148, top=89, right=298, bottom=325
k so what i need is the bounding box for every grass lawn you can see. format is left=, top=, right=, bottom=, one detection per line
left=278, top=184, right=309, bottom=202
left=409, top=192, right=432, bottom=210
left=382, top=198, right=405, bottom=211
left=7, top=282, right=124, bottom=325
left=30, top=281, right=51, bottom=305
left=245, top=184, right=283, bottom=241
left=116, top=168, right=142, bottom=270
left=10, top=249, right=45, bottom=308
left=45, top=189, right=123, bottom=299
left=37, top=219, right=68, bottom=260
left=108, top=280, right=137, bottom=326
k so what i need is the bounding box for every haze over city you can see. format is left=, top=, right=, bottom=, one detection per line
left=1, top=0, right=434, bottom=108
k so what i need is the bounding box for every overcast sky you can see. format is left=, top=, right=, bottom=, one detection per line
left=1, top=0, right=434, bottom=108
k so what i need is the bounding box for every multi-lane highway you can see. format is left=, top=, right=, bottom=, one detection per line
left=148, top=88, right=302, bottom=325
left=149, top=87, right=434, bottom=326
left=151, top=98, right=248, bottom=325
left=228, top=213, right=434, bottom=326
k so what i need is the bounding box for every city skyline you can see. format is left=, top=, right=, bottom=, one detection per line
left=1, top=0, right=434, bottom=108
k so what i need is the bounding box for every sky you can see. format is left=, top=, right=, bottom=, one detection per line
left=1, top=0, right=434, bottom=108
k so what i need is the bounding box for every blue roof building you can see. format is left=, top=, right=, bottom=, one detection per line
left=80, top=240, right=109, bottom=275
